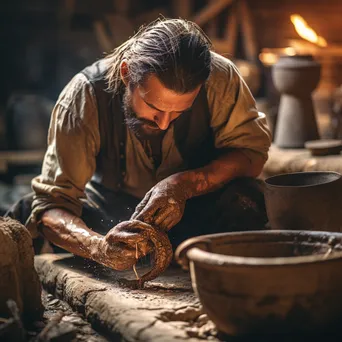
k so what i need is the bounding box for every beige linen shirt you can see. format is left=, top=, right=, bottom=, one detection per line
left=28, top=52, right=271, bottom=237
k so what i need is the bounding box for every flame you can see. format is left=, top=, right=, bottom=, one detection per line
left=290, top=14, right=327, bottom=47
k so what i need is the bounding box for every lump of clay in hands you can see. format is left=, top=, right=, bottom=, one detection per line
left=109, top=220, right=173, bottom=289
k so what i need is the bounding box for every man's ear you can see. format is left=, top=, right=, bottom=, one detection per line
left=120, top=60, right=129, bottom=86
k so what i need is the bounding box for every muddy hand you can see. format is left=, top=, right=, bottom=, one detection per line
left=111, top=220, right=173, bottom=289
left=91, top=221, right=152, bottom=271
left=131, top=176, right=187, bottom=231
left=106, top=220, right=154, bottom=256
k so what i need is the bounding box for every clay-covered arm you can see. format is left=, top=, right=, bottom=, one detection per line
left=132, top=149, right=265, bottom=230
left=176, top=148, right=265, bottom=200
left=39, top=208, right=149, bottom=271
left=39, top=208, right=103, bottom=259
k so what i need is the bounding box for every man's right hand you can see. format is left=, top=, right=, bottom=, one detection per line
left=92, top=224, right=153, bottom=271
left=91, top=237, right=138, bottom=271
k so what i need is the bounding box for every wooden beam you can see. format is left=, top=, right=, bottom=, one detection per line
left=224, top=2, right=238, bottom=56
left=192, top=0, right=234, bottom=26
left=206, top=0, right=219, bottom=38
left=238, top=0, right=258, bottom=61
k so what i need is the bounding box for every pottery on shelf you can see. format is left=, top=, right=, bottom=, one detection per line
left=272, top=55, right=321, bottom=148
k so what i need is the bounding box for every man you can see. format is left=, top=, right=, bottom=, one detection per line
left=8, top=18, right=271, bottom=271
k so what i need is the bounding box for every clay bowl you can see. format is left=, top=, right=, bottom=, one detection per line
left=265, top=171, right=342, bottom=232
left=176, top=230, right=342, bottom=335
left=304, top=139, right=342, bottom=156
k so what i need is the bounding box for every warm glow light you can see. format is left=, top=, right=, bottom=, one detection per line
left=259, top=47, right=297, bottom=66
left=290, top=14, right=328, bottom=47
left=259, top=52, right=278, bottom=66
left=284, top=47, right=296, bottom=56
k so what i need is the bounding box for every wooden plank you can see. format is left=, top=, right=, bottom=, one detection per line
left=192, top=0, right=234, bottom=26
left=238, top=0, right=258, bottom=61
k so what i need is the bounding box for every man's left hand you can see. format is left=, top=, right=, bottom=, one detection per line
left=131, top=175, right=187, bottom=231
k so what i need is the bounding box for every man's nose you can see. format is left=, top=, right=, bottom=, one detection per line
left=155, top=113, right=171, bottom=130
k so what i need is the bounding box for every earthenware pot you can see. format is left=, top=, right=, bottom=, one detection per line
left=176, top=230, right=342, bottom=335
left=265, top=171, right=342, bottom=232
left=272, top=55, right=321, bottom=148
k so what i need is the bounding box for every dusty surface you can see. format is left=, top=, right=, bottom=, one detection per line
left=0, top=217, right=42, bottom=320
left=38, top=289, right=108, bottom=341
left=34, top=253, right=219, bottom=341
left=263, top=145, right=342, bottom=178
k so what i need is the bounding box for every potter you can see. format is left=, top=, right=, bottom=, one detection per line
left=6, top=18, right=271, bottom=283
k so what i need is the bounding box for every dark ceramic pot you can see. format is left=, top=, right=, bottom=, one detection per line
left=176, top=230, right=342, bottom=335
left=272, top=55, right=321, bottom=148
left=265, top=171, right=342, bottom=232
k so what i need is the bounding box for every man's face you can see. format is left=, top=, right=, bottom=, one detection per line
left=123, top=75, right=201, bottom=139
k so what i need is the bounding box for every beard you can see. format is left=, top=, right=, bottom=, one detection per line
left=122, top=88, right=164, bottom=140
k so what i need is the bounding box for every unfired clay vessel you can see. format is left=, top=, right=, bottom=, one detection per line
left=272, top=55, right=321, bottom=148
left=176, top=230, right=342, bottom=335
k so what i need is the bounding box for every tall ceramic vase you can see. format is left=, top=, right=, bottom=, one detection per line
left=272, top=55, right=321, bottom=148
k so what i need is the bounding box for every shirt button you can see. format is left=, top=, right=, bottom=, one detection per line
left=120, top=142, right=124, bottom=147
left=121, top=171, right=126, bottom=176
left=120, top=154, right=124, bottom=159
left=117, top=183, right=122, bottom=188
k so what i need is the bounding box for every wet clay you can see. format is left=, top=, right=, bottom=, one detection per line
left=107, top=220, right=173, bottom=289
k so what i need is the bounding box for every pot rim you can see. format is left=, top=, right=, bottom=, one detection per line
left=265, top=171, right=342, bottom=188
left=181, top=230, right=342, bottom=268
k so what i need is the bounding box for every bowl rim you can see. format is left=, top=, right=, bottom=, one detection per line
left=184, top=230, right=342, bottom=268
left=265, top=171, right=342, bottom=188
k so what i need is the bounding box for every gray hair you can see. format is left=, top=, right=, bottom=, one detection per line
left=105, top=18, right=212, bottom=94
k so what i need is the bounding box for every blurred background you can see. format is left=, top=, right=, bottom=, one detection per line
left=1, top=0, right=342, bottom=214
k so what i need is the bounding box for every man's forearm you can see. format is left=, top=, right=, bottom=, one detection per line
left=39, top=208, right=103, bottom=259
left=175, top=149, right=265, bottom=199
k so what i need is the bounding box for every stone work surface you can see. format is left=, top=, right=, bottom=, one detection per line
left=36, top=289, right=109, bottom=341
left=35, top=254, right=220, bottom=342
left=0, top=217, right=43, bottom=321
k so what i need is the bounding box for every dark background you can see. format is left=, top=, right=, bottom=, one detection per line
left=0, top=0, right=341, bottom=213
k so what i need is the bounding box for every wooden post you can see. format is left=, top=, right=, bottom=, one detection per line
left=206, top=0, right=218, bottom=38
left=238, top=0, right=258, bottom=61
left=224, top=2, right=238, bottom=56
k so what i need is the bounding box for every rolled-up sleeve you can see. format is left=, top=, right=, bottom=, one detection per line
left=27, top=73, right=100, bottom=237
left=207, top=53, right=271, bottom=163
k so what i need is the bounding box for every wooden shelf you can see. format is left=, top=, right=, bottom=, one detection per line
left=0, top=150, right=45, bottom=173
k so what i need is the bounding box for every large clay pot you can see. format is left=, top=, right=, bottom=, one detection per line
left=265, top=171, right=342, bottom=232
left=176, top=230, right=342, bottom=335
left=272, top=55, right=321, bottom=148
